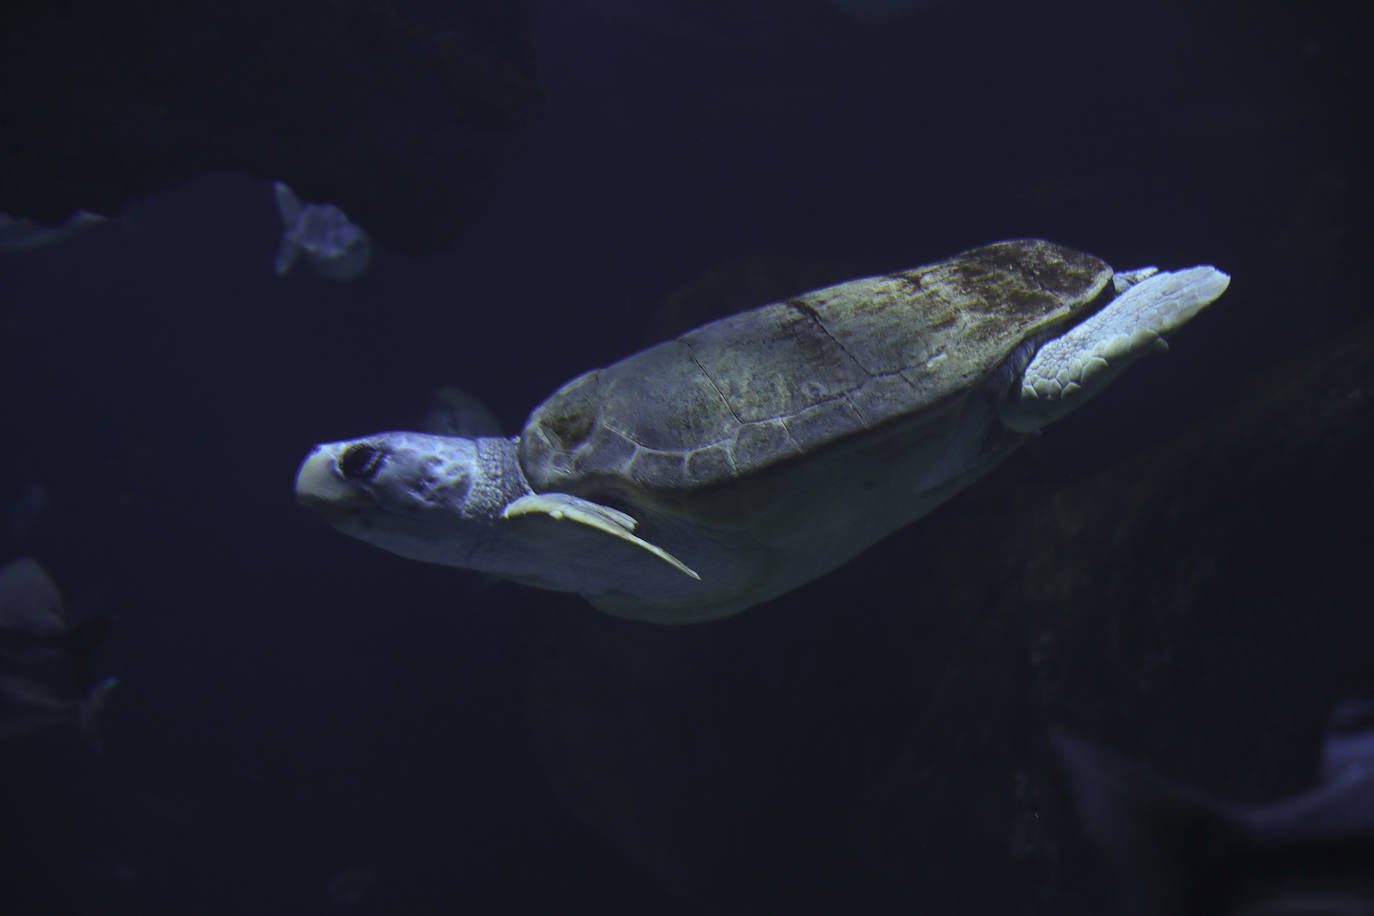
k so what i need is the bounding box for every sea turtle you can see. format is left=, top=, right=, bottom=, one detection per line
left=295, top=239, right=1229, bottom=623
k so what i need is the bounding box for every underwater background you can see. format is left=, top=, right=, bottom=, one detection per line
left=2, top=0, right=1371, bottom=913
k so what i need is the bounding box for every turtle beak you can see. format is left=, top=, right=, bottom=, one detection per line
left=295, top=444, right=368, bottom=511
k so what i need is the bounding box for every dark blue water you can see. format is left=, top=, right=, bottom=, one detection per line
left=2, top=1, right=1370, bottom=913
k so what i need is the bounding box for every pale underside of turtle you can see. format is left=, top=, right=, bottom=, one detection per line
left=295, top=239, right=1230, bottom=623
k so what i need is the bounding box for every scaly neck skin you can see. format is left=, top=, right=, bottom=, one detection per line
left=466, top=437, right=533, bottom=520
left=460, top=436, right=601, bottom=593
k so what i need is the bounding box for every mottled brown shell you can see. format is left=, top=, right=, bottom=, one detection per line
left=518, top=239, right=1112, bottom=495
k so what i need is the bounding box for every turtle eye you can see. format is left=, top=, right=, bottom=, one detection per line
left=338, top=443, right=385, bottom=481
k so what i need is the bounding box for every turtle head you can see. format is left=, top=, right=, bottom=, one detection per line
left=294, top=431, right=521, bottom=567
left=295, top=431, right=700, bottom=594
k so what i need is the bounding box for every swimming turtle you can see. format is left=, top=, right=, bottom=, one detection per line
left=295, top=239, right=1229, bottom=623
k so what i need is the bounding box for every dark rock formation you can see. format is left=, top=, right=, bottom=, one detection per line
left=852, top=317, right=1374, bottom=911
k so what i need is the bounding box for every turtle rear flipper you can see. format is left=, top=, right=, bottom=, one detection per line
left=1001, top=265, right=1230, bottom=433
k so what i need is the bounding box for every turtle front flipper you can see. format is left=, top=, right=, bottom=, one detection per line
left=503, top=493, right=701, bottom=581
left=1000, top=265, right=1231, bottom=433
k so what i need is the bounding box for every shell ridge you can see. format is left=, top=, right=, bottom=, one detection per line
left=785, top=297, right=872, bottom=378
left=681, top=338, right=745, bottom=426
